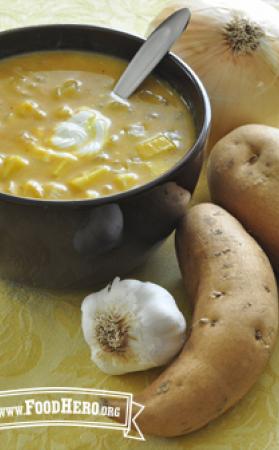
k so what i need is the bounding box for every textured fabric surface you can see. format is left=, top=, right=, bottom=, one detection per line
left=0, top=1, right=279, bottom=448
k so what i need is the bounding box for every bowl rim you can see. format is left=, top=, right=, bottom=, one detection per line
left=0, top=23, right=211, bottom=207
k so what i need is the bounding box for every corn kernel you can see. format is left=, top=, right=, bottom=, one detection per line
left=25, top=141, right=77, bottom=163
left=15, top=100, right=47, bottom=119
left=44, top=182, right=68, bottom=199
left=52, top=160, right=71, bottom=177
left=54, top=105, right=73, bottom=119
left=137, top=89, right=168, bottom=105
left=115, top=172, right=139, bottom=190
left=6, top=180, right=18, bottom=195
left=137, top=133, right=176, bottom=159
left=21, top=180, right=44, bottom=198
left=51, top=150, right=77, bottom=162
left=85, top=189, right=101, bottom=199
left=2, top=155, right=29, bottom=178
left=25, top=143, right=51, bottom=162
left=148, top=163, right=167, bottom=177
left=33, top=127, right=45, bottom=139
left=105, top=99, right=131, bottom=113
left=69, top=166, right=109, bottom=190
left=54, top=79, right=82, bottom=98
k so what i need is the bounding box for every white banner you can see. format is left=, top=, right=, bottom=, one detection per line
left=0, top=387, right=145, bottom=441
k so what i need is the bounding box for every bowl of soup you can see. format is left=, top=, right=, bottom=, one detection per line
left=0, top=24, right=210, bottom=288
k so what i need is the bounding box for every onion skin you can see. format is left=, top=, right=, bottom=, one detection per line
left=148, top=0, right=279, bottom=149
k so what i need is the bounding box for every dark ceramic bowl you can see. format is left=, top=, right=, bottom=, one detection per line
left=0, top=24, right=211, bottom=288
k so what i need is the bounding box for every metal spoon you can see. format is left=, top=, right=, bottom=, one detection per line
left=113, top=8, right=191, bottom=100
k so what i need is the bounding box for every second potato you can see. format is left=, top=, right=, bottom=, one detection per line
left=207, top=124, right=279, bottom=269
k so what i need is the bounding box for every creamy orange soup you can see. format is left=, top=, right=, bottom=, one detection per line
left=0, top=51, right=195, bottom=200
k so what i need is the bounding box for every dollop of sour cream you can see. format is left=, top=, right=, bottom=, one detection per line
left=51, top=108, right=111, bottom=156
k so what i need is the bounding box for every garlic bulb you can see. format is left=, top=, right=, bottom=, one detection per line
left=148, top=0, right=279, bottom=147
left=81, top=277, right=186, bottom=375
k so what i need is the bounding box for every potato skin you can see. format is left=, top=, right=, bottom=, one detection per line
left=207, top=124, right=279, bottom=268
left=133, top=203, right=278, bottom=437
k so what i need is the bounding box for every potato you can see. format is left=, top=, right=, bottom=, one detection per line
left=207, top=124, right=279, bottom=268
left=127, top=203, right=278, bottom=437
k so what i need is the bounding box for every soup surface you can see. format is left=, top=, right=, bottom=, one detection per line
left=0, top=51, right=195, bottom=200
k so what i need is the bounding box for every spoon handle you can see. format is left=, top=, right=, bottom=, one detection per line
left=113, top=8, right=191, bottom=100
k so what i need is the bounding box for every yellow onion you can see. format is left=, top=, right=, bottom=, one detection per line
left=148, top=0, right=279, bottom=147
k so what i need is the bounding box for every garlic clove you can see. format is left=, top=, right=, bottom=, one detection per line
left=81, top=277, right=186, bottom=375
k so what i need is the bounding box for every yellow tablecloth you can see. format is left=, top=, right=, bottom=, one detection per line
left=0, top=1, right=279, bottom=448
